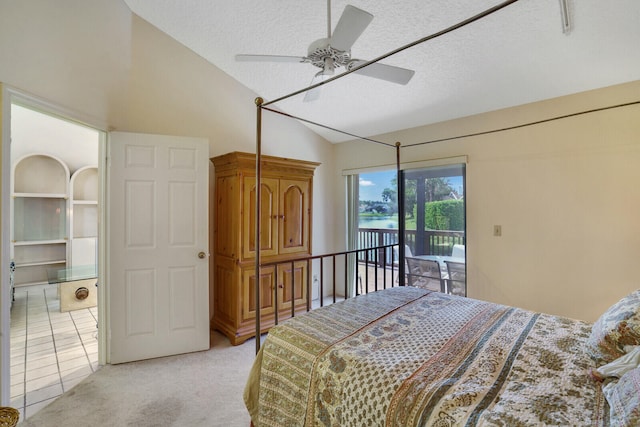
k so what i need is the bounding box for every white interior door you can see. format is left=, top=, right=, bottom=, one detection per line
left=108, top=132, right=209, bottom=364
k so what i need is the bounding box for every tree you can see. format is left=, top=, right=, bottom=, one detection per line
left=424, top=178, right=454, bottom=202
left=382, top=177, right=416, bottom=217
left=383, top=177, right=457, bottom=218
left=381, top=187, right=396, bottom=204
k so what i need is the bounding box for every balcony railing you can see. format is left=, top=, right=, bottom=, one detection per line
left=255, top=244, right=399, bottom=354
left=255, top=235, right=465, bottom=353
left=259, top=243, right=400, bottom=314
left=358, top=228, right=465, bottom=265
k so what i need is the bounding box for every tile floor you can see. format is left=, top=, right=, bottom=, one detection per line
left=9, top=284, right=99, bottom=422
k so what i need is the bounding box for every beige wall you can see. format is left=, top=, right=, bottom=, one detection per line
left=0, top=1, right=335, bottom=327
left=2, top=1, right=638, bottom=325
left=0, top=0, right=333, bottom=209
left=0, top=0, right=333, bottom=176
left=334, top=81, right=640, bottom=322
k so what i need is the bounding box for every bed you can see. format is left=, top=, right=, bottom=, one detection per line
left=245, top=2, right=640, bottom=424
left=243, top=286, right=640, bottom=426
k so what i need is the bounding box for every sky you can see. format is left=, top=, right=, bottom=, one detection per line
left=359, top=170, right=464, bottom=201
left=359, top=170, right=397, bottom=202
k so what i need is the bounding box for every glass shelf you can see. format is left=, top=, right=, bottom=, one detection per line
left=47, top=264, right=97, bottom=284
left=13, top=197, right=66, bottom=241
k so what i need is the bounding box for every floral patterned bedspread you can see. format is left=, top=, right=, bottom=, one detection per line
left=244, top=287, right=608, bottom=426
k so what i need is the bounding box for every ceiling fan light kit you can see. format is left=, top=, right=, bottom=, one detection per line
left=235, top=2, right=415, bottom=101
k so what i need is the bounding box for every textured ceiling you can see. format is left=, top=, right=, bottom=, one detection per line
left=123, top=0, right=640, bottom=143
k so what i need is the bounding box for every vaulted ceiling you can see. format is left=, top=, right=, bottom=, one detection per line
left=123, top=0, right=640, bottom=142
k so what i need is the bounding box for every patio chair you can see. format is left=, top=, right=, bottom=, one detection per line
left=445, top=260, right=466, bottom=297
left=393, top=245, right=413, bottom=284
left=451, top=244, right=465, bottom=258
left=405, top=257, right=445, bottom=293
left=392, top=245, right=413, bottom=265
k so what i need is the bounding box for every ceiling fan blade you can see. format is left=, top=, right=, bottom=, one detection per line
left=303, top=72, right=329, bottom=102
left=330, top=5, right=373, bottom=52
left=235, top=54, right=307, bottom=63
left=349, top=60, right=415, bottom=85
left=303, top=87, right=321, bottom=103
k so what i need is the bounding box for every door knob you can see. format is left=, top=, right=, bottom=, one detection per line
left=198, top=251, right=207, bottom=259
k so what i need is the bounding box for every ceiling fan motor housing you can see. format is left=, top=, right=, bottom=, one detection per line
left=307, top=38, right=351, bottom=69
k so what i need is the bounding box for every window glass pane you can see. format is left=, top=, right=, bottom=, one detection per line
left=358, top=171, right=398, bottom=230
left=356, top=170, right=398, bottom=292
left=402, top=164, right=466, bottom=296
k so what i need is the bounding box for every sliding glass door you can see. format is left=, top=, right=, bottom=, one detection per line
left=402, top=164, right=466, bottom=295
left=346, top=163, right=466, bottom=296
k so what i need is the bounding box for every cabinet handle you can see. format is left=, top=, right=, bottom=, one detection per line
left=278, top=284, right=283, bottom=289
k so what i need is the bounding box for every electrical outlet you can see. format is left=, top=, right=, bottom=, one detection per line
left=493, top=225, right=502, bottom=237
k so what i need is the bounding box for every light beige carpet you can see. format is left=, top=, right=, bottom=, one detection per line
left=21, top=331, right=256, bottom=427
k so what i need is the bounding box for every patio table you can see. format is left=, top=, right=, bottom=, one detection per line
left=415, top=255, right=465, bottom=276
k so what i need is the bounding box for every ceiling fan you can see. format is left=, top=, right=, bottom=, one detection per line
left=236, top=1, right=415, bottom=102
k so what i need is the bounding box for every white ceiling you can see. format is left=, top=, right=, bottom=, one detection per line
left=122, top=0, right=640, bottom=143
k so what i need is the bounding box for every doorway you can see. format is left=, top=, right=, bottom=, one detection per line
left=348, top=164, right=466, bottom=295
left=6, top=101, right=102, bottom=418
left=402, top=164, right=466, bottom=295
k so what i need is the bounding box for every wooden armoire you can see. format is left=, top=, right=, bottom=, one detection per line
left=211, top=152, right=319, bottom=345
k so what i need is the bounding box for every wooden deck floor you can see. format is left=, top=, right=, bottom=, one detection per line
left=356, top=263, right=400, bottom=294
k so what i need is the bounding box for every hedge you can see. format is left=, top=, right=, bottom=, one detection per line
left=413, top=199, right=464, bottom=231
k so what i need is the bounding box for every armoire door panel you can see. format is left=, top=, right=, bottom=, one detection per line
left=277, top=261, right=308, bottom=311
left=242, top=266, right=276, bottom=321
left=215, top=175, right=238, bottom=258
left=213, top=260, right=236, bottom=326
left=243, top=177, right=278, bottom=259
left=279, top=179, right=309, bottom=254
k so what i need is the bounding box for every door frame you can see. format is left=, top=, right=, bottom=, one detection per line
left=0, top=85, right=108, bottom=405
